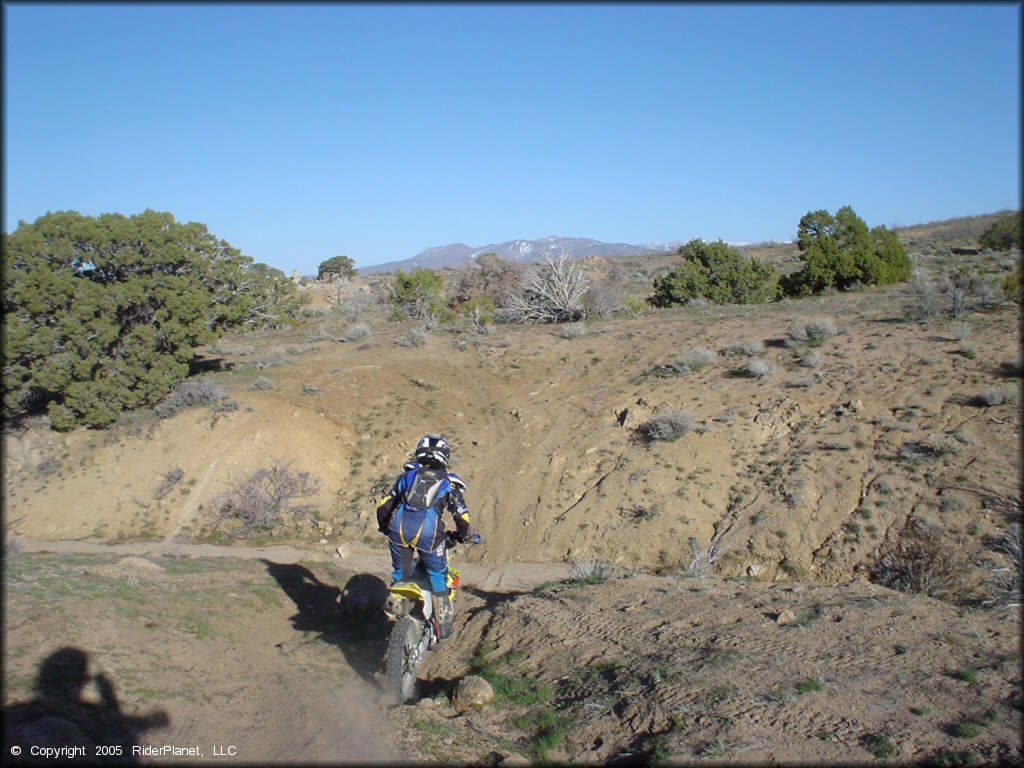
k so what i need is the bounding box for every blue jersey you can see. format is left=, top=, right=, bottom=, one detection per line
left=378, top=463, right=469, bottom=552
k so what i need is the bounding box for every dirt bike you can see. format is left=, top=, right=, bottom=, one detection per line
left=383, top=532, right=481, bottom=704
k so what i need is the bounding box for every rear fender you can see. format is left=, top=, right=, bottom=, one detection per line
left=389, top=581, right=433, bottom=620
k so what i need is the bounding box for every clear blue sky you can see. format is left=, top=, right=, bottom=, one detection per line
left=3, top=3, right=1020, bottom=272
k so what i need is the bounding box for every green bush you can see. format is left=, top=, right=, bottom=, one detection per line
left=650, top=239, right=777, bottom=306
left=978, top=212, right=1022, bottom=251
left=2, top=210, right=306, bottom=429
left=780, top=207, right=911, bottom=296
left=386, top=268, right=449, bottom=321
left=461, top=296, right=496, bottom=329
left=1003, top=261, right=1022, bottom=304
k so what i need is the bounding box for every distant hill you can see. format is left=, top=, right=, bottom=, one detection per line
left=358, top=236, right=684, bottom=275
left=354, top=211, right=1018, bottom=276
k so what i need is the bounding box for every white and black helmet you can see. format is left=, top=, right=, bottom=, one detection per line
left=414, top=434, right=451, bottom=468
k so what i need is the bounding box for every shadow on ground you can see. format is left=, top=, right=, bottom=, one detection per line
left=261, top=560, right=391, bottom=688
left=2, top=647, right=169, bottom=765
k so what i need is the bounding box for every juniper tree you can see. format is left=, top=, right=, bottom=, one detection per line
left=649, top=239, right=777, bottom=307
left=2, top=209, right=306, bottom=429
left=781, top=206, right=911, bottom=296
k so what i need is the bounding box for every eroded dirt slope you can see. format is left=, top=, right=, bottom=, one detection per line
left=398, top=572, right=1021, bottom=765
left=4, top=289, right=1020, bottom=590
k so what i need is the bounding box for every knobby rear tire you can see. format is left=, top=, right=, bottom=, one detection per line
left=385, top=616, right=429, bottom=704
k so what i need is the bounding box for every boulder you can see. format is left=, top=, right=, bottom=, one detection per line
left=775, top=609, right=797, bottom=626
left=451, top=675, right=494, bottom=713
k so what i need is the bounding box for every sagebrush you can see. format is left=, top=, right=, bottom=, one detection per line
left=637, top=410, right=695, bottom=442
left=155, top=379, right=229, bottom=418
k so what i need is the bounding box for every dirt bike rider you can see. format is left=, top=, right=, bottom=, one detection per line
left=376, top=434, right=472, bottom=640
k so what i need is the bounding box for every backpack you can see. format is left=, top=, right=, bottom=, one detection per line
left=391, top=465, right=452, bottom=550
left=402, top=466, right=450, bottom=512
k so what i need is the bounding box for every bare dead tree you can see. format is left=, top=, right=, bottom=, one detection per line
left=499, top=254, right=590, bottom=324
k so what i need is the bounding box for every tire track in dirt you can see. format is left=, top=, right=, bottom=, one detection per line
left=419, top=572, right=1021, bottom=764
left=165, top=457, right=221, bottom=543
left=7, top=536, right=571, bottom=762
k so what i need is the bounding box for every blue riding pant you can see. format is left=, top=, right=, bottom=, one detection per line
left=389, top=537, right=449, bottom=594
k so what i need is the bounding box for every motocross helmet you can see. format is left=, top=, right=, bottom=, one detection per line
left=414, top=434, right=451, bottom=468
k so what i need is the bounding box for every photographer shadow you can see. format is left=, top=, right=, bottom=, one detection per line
left=2, top=647, right=169, bottom=765
left=261, top=560, right=391, bottom=689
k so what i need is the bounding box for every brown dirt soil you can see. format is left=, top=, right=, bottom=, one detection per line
left=3, top=220, right=1021, bottom=765
left=399, top=573, right=1021, bottom=765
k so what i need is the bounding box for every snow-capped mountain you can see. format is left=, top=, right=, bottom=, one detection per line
left=358, top=236, right=681, bottom=275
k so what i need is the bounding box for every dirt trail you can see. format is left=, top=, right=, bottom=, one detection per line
left=4, top=538, right=564, bottom=765
left=9, top=537, right=571, bottom=590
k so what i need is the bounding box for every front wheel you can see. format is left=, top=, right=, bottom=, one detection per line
left=385, top=616, right=430, bottom=704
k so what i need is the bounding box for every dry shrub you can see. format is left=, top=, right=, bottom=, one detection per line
left=979, top=384, right=1020, bottom=406
left=799, top=350, right=823, bottom=368
left=902, top=267, right=1006, bottom=321
left=637, top=410, right=695, bottom=442
left=871, top=522, right=972, bottom=601
left=396, top=327, right=430, bottom=347
left=788, top=316, right=838, bottom=344
left=676, top=346, right=716, bottom=372
left=251, top=350, right=288, bottom=369
left=155, top=379, right=229, bottom=418
left=448, top=253, right=525, bottom=308
left=331, top=288, right=379, bottom=320
left=949, top=321, right=972, bottom=341
left=560, top=323, right=587, bottom=339
left=154, top=467, right=184, bottom=500
left=723, top=339, right=764, bottom=356
left=212, top=343, right=257, bottom=356
left=740, top=359, right=777, bottom=378
left=499, top=255, right=589, bottom=324
left=568, top=557, right=615, bottom=584
left=343, top=322, right=371, bottom=341
left=656, top=346, right=716, bottom=376
left=584, top=279, right=624, bottom=318
left=212, top=460, right=321, bottom=537
left=899, top=433, right=960, bottom=460
left=981, top=528, right=1022, bottom=609
left=681, top=532, right=730, bottom=580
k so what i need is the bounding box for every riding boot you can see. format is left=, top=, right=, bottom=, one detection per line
left=436, top=591, right=454, bottom=640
